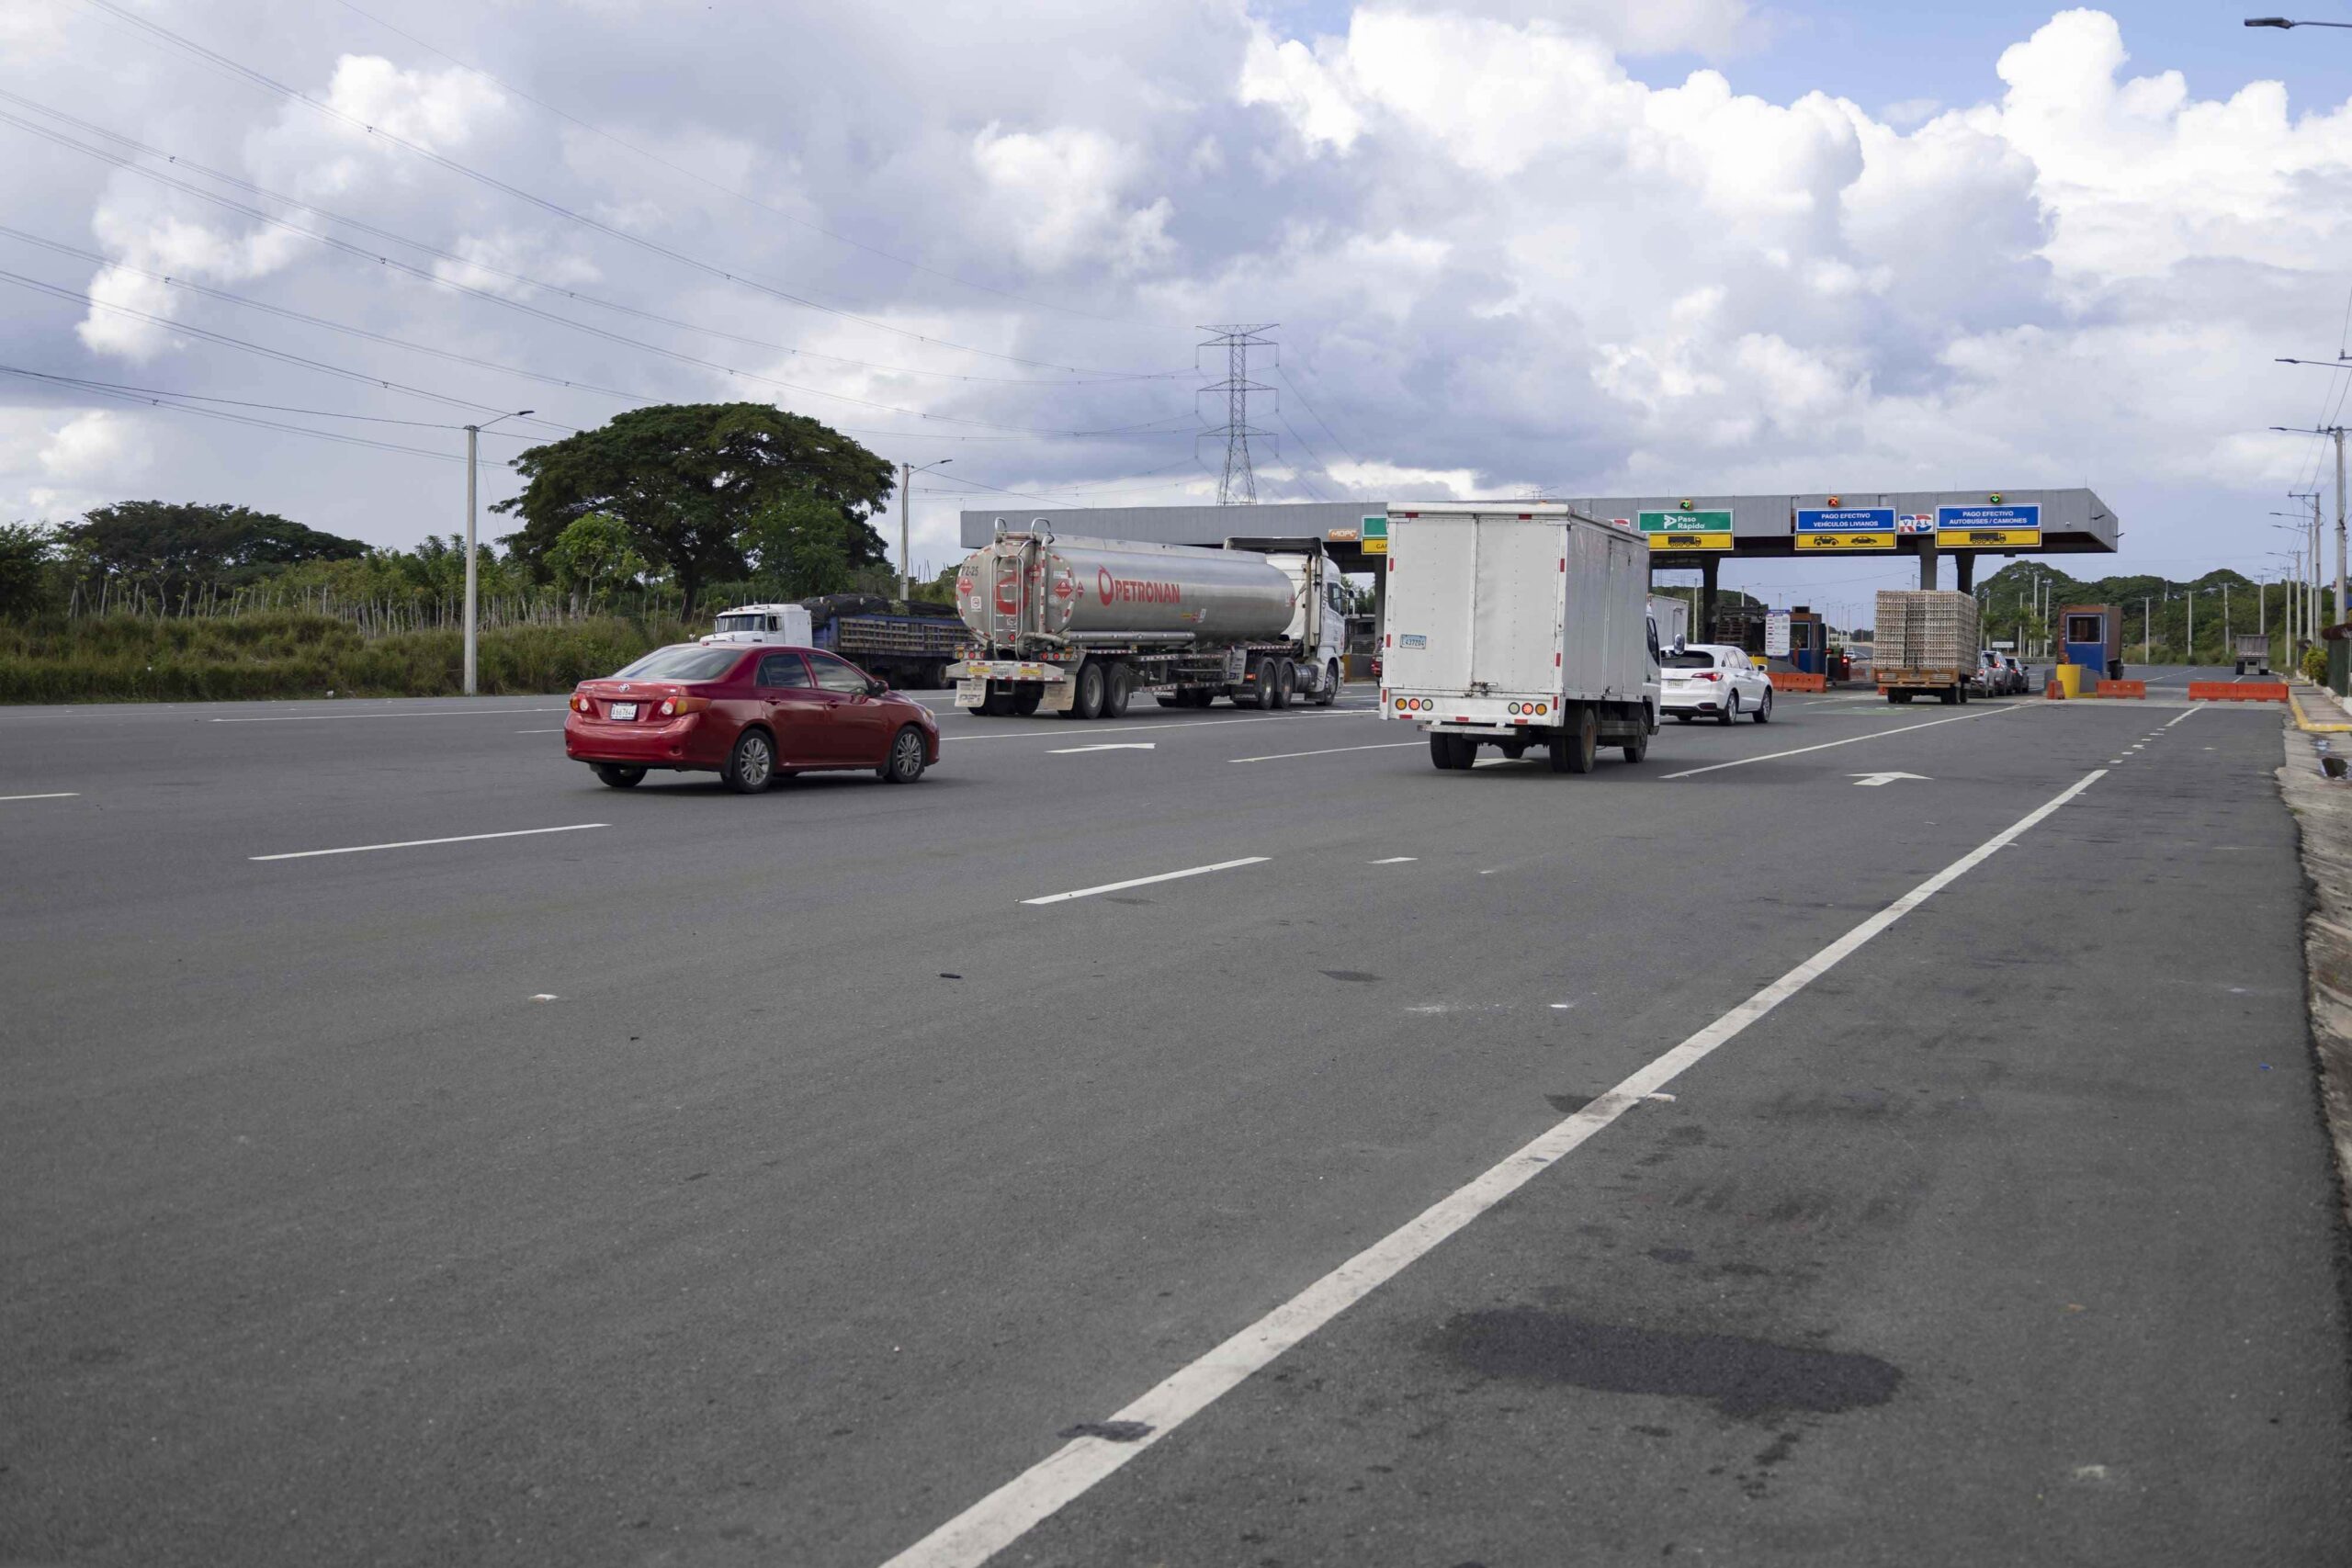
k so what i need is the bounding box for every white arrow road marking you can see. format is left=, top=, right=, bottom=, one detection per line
left=1046, top=743, right=1158, bottom=754
left=1850, top=771, right=1930, bottom=786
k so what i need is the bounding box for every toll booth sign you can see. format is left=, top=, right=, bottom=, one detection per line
left=1935, top=503, right=2041, bottom=549
left=1362, top=513, right=1388, bottom=557
left=1639, top=510, right=1734, bottom=551
left=1794, top=506, right=1896, bottom=551
left=1765, top=612, right=1792, bottom=657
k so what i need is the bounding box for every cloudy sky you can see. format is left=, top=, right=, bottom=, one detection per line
left=5, top=0, right=2350, bottom=618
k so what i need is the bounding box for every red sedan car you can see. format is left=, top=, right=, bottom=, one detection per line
left=565, top=643, right=939, bottom=793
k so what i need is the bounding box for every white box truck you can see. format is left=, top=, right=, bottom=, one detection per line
left=1381, top=503, right=1661, bottom=773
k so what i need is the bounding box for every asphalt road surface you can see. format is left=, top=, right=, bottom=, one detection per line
left=4, top=670, right=2346, bottom=1566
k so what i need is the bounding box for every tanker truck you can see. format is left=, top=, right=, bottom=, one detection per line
left=949, top=525, right=1348, bottom=717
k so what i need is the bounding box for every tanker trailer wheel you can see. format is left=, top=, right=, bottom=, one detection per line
left=1012, top=683, right=1042, bottom=716
left=978, top=681, right=1012, bottom=716
left=1062, top=660, right=1106, bottom=720
left=1315, top=660, right=1341, bottom=707
left=1549, top=705, right=1598, bottom=774
left=1102, top=663, right=1133, bottom=718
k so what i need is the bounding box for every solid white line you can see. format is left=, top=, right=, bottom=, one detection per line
left=2164, top=706, right=2200, bottom=728
left=1020, top=856, right=1269, bottom=906
left=1660, top=706, right=2013, bottom=780
left=210, top=707, right=563, bottom=723
left=0, top=792, right=79, bottom=802
left=877, top=767, right=2109, bottom=1568
left=1232, top=741, right=1421, bottom=763
left=1369, top=856, right=1417, bottom=864
left=251, top=823, right=608, bottom=862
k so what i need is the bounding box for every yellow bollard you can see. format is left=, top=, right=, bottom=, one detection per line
left=2055, top=662, right=2086, bottom=698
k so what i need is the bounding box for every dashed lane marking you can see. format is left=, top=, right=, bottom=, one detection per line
left=1660, top=706, right=2016, bottom=781
left=1233, top=742, right=1423, bottom=763
left=1020, top=856, right=1270, bottom=907
left=251, top=823, right=608, bottom=862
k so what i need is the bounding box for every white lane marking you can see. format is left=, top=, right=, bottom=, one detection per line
left=0, top=792, right=79, bottom=802
left=2164, top=706, right=2200, bottom=728
left=251, top=823, right=608, bottom=862
left=1020, top=856, right=1269, bottom=906
left=1370, top=856, right=1417, bottom=864
left=947, top=713, right=1356, bottom=742
left=209, top=707, right=563, bottom=722
left=1850, top=771, right=1929, bottom=787
left=2128, top=744, right=2144, bottom=751
left=1233, top=742, right=1421, bottom=763
left=1661, top=707, right=2013, bottom=780
left=1047, top=743, right=1158, bottom=754
left=878, top=768, right=2109, bottom=1568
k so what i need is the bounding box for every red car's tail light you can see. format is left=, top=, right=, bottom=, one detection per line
left=571, top=693, right=591, bottom=713
left=658, top=694, right=712, bottom=717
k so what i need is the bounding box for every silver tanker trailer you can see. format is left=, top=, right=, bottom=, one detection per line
left=949, top=525, right=1350, bottom=717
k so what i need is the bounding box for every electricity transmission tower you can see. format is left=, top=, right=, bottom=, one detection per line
left=1197, top=323, right=1278, bottom=505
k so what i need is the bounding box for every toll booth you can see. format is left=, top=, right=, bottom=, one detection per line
left=2058, top=604, right=2123, bottom=681
left=1784, top=606, right=1829, bottom=676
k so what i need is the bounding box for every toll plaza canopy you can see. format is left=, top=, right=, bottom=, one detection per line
left=958, top=489, right=2118, bottom=592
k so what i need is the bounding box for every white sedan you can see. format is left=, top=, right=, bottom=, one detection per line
left=1661, top=643, right=1774, bottom=725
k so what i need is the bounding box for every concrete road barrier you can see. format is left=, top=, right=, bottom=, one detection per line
left=2190, top=681, right=2288, bottom=703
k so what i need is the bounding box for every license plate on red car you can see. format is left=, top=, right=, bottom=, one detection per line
left=609, top=702, right=638, bottom=720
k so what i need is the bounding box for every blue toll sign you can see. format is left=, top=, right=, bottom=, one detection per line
left=1795, top=507, right=1896, bottom=532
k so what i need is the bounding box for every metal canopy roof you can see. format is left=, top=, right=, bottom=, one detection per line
left=959, top=490, right=2118, bottom=574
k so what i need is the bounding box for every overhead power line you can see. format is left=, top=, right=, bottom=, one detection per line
left=71, top=0, right=1155, bottom=376
left=0, top=92, right=1186, bottom=389
left=0, top=362, right=469, bottom=464
left=1, top=265, right=582, bottom=434
left=0, top=225, right=1176, bottom=442
left=0, top=364, right=513, bottom=431
left=330, top=0, right=1148, bottom=329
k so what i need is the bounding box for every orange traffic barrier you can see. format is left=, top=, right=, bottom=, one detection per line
left=2092, top=680, right=2146, bottom=698
left=2044, top=679, right=2064, bottom=699
left=1769, top=671, right=1827, bottom=693
left=2188, top=682, right=2289, bottom=703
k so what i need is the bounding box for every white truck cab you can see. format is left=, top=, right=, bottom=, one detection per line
left=703, top=604, right=814, bottom=645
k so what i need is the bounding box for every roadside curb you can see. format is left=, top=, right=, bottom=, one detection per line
left=2290, top=680, right=2352, bottom=734
left=2278, top=725, right=2352, bottom=1233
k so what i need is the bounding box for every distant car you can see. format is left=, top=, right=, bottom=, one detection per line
left=1660, top=643, right=1772, bottom=724
left=2002, top=655, right=2030, bottom=693
left=564, top=643, right=939, bottom=793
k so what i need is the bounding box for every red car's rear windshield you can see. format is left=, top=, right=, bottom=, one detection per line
left=609, top=646, right=743, bottom=682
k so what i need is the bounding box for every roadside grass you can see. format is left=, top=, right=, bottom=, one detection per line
left=0, top=613, right=690, bottom=703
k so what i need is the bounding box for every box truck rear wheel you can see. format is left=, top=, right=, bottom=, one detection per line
left=1623, top=729, right=1649, bottom=764
left=1429, top=733, right=1473, bottom=771
left=1550, top=706, right=1598, bottom=774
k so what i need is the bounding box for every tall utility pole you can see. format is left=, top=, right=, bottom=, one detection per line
left=899, top=458, right=952, bottom=601
left=1197, top=323, right=1278, bottom=505
left=2143, top=596, right=2153, bottom=664
left=462, top=408, right=534, bottom=696
left=2336, top=426, right=2346, bottom=631
left=2188, top=587, right=2195, bottom=669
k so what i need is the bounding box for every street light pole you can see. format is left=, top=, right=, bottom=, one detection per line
left=898, top=457, right=953, bottom=601
left=461, top=408, right=535, bottom=697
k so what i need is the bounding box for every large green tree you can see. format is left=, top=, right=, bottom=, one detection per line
left=496, top=404, right=894, bottom=612
left=62, top=502, right=366, bottom=601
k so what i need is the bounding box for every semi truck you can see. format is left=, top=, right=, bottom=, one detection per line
left=1874, top=589, right=1980, bottom=705
left=949, top=526, right=1348, bottom=717
left=2233, top=633, right=2272, bottom=676
left=707, top=598, right=966, bottom=688
left=1380, top=503, right=1660, bottom=773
